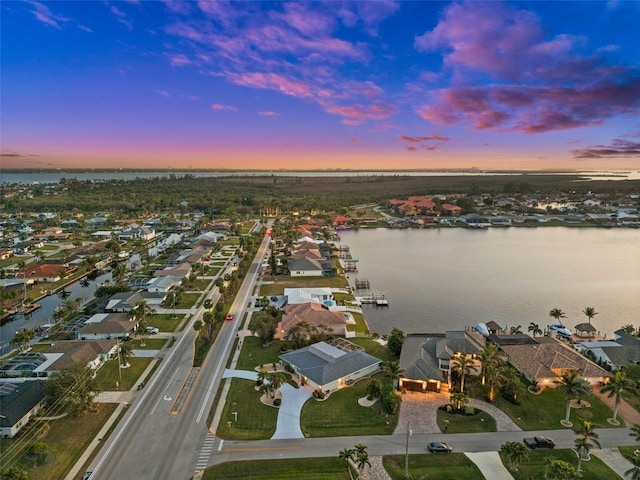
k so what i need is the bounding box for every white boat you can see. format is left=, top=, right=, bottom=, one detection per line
left=548, top=324, right=572, bottom=338
left=474, top=323, right=490, bottom=337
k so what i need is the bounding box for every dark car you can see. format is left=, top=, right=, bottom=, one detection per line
left=524, top=436, right=555, bottom=449
left=428, top=442, right=452, bottom=453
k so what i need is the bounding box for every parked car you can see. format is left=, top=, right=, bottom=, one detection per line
left=524, top=436, right=555, bottom=449
left=226, top=314, right=234, bottom=321
left=427, top=442, right=452, bottom=453
left=145, top=326, right=159, bottom=334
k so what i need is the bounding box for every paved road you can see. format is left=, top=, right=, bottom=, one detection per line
left=86, top=228, right=272, bottom=480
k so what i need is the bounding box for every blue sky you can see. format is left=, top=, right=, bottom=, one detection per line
left=2, top=1, right=639, bottom=170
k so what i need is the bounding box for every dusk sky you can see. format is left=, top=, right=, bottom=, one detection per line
left=2, top=0, right=640, bottom=170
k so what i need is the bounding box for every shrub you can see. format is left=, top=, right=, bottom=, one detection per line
left=463, top=406, right=476, bottom=415
left=273, top=398, right=281, bottom=407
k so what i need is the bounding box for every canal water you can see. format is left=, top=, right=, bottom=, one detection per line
left=339, top=227, right=640, bottom=338
left=0, top=271, right=112, bottom=348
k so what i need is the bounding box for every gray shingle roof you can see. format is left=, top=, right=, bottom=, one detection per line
left=0, top=380, right=46, bottom=428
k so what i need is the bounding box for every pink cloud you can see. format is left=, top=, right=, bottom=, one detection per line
left=400, top=135, right=449, bottom=143
left=258, top=111, right=279, bottom=117
left=162, top=0, right=192, bottom=15
left=168, top=54, right=192, bottom=67
left=414, top=2, right=640, bottom=133
left=25, top=1, right=70, bottom=29
left=211, top=103, right=237, bottom=111
left=228, top=72, right=313, bottom=98
left=155, top=90, right=171, bottom=97
left=273, top=3, right=334, bottom=37
left=572, top=139, right=640, bottom=159
left=325, top=103, right=396, bottom=122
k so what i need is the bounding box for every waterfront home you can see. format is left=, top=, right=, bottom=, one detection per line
left=0, top=380, right=47, bottom=438
left=279, top=340, right=380, bottom=394
left=399, top=331, right=486, bottom=393
left=500, top=336, right=608, bottom=388
left=77, top=313, right=136, bottom=340
left=105, top=292, right=147, bottom=312
left=390, top=196, right=436, bottom=216
left=284, top=287, right=334, bottom=306
left=288, top=257, right=334, bottom=277
left=577, top=329, right=640, bottom=371
left=17, top=263, right=68, bottom=283
left=276, top=302, right=349, bottom=339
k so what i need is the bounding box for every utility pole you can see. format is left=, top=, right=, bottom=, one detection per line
left=404, top=422, right=412, bottom=478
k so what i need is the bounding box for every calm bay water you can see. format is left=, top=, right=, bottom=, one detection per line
left=340, top=228, right=640, bottom=338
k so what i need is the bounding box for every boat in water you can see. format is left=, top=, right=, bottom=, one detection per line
left=548, top=324, right=572, bottom=338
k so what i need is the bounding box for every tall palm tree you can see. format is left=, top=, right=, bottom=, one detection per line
left=480, top=342, right=501, bottom=388
left=555, top=370, right=592, bottom=426
left=500, top=441, right=529, bottom=472
left=510, top=325, right=523, bottom=335
left=549, top=308, right=567, bottom=322
left=338, top=448, right=356, bottom=480
left=583, top=306, right=598, bottom=324
left=57, top=288, right=71, bottom=301
left=528, top=322, right=542, bottom=338
left=499, top=365, right=526, bottom=403
left=601, top=371, right=631, bottom=424
left=381, top=360, right=405, bottom=388
left=574, top=420, right=600, bottom=474
left=451, top=351, right=478, bottom=393
left=119, top=340, right=134, bottom=366
left=353, top=444, right=371, bottom=479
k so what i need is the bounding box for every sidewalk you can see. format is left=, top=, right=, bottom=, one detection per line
left=591, top=448, right=633, bottom=479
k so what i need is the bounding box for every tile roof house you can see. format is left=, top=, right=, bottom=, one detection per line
left=399, top=331, right=486, bottom=393
left=501, top=336, right=608, bottom=388
left=276, top=302, right=349, bottom=339
left=0, top=380, right=47, bottom=438
left=279, top=340, right=380, bottom=394
left=17, top=263, right=68, bottom=282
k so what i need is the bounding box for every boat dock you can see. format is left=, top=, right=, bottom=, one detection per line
left=357, top=293, right=389, bottom=307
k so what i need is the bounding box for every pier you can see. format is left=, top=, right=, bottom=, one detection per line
left=354, top=278, right=370, bottom=290
left=357, top=293, right=389, bottom=307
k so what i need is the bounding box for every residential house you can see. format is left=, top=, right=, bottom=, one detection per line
left=105, top=292, right=147, bottom=312
left=77, top=313, right=137, bottom=340
left=577, top=329, right=640, bottom=371
left=153, top=262, right=192, bottom=279
left=399, top=331, right=486, bottom=392
left=279, top=340, right=380, bottom=394
left=500, top=336, right=608, bottom=388
left=0, top=380, right=47, bottom=438
left=18, top=263, right=69, bottom=283
left=276, top=302, right=350, bottom=339
left=288, top=257, right=334, bottom=277
left=440, top=203, right=462, bottom=217
left=284, top=287, right=334, bottom=306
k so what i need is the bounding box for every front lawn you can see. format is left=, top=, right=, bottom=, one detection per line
left=203, top=457, right=352, bottom=479
left=215, top=378, right=277, bottom=440
left=235, top=336, right=283, bottom=370
left=132, top=338, right=166, bottom=350
left=384, top=453, right=484, bottom=480
left=147, top=313, right=184, bottom=332
left=469, top=386, right=619, bottom=430
left=622, top=389, right=640, bottom=413
left=93, top=357, right=153, bottom=391
left=175, top=292, right=200, bottom=309
left=301, top=373, right=397, bottom=437
left=3, top=404, right=117, bottom=480
left=499, top=448, right=619, bottom=480
left=437, top=407, right=497, bottom=433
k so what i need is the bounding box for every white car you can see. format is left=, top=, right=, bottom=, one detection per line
left=145, top=326, right=159, bottom=334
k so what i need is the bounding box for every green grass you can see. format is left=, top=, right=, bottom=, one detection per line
left=189, top=278, right=211, bottom=291
left=132, top=338, right=166, bottom=350
left=619, top=446, right=638, bottom=461
left=30, top=343, right=53, bottom=352
left=437, top=407, right=497, bottom=433
left=301, top=373, right=397, bottom=437
left=203, top=457, right=352, bottom=479
left=349, top=337, right=397, bottom=362
left=175, top=292, right=200, bottom=309
left=235, top=336, right=283, bottom=370
left=622, top=389, right=640, bottom=413
left=499, top=448, right=619, bottom=480
left=1, top=404, right=117, bottom=480
left=469, top=386, right=619, bottom=430
left=215, top=378, right=278, bottom=440
left=93, top=357, right=153, bottom=391
left=347, top=311, right=369, bottom=334
left=147, top=313, right=184, bottom=332
left=384, top=453, right=485, bottom=480
left=259, top=276, right=348, bottom=296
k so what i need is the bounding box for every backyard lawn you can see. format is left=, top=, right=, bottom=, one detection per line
left=259, top=276, right=348, bottom=296
left=301, top=373, right=397, bottom=437
left=499, top=448, right=619, bottom=480
left=203, top=458, right=353, bottom=479
left=215, top=378, right=277, bottom=440
left=349, top=337, right=397, bottom=362
left=384, top=453, right=485, bottom=480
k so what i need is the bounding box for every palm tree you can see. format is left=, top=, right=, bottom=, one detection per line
left=510, top=325, right=523, bottom=335
left=549, top=308, right=567, bottom=322
left=574, top=421, right=600, bottom=473
left=555, top=370, right=592, bottom=426
left=80, top=277, right=90, bottom=288
left=528, top=322, right=542, bottom=338
left=480, top=342, right=501, bottom=389
left=267, top=371, right=288, bottom=397
left=449, top=391, right=469, bottom=411
left=258, top=382, right=275, bottom=400
left=338, top=448, right=355, bottom=480
left=58, top=288, right=71, bottom=301
left=118, top=340, right=134, bottom=367
left=625, top=457, right=640, bottom=480
left=381, top=360, right=405, bottom=388
left=451, top=351, right=478, bottom=393
left=499, top=365, right=525, bottom=403
left=601, top=371, right=631, bottom=424
left=500, top=441, right=529, bottom=472
left=202, top=311, right=215, bottom=339
left=583, top=306, right=598, bottom=324
left=353, top=444, right=371, bottom=479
